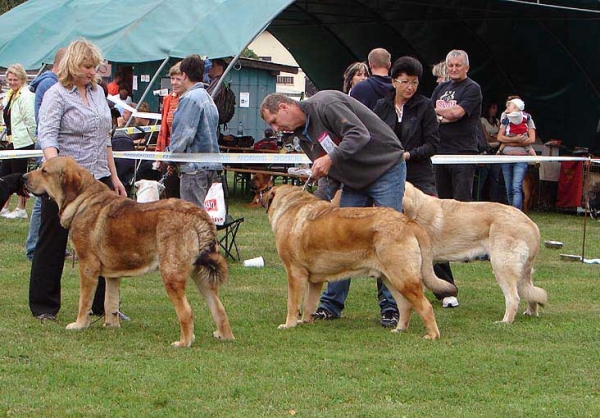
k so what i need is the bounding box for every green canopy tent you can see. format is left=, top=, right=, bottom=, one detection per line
left=266, top=0, right=600, bottom=151
left=0, top=0, right=295, bottom=109
left=1, top=0, right=599, bottom=150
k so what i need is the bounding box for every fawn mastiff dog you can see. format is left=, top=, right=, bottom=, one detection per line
left=246, top=173, right=274, bottom=207
left=402, top=182, right=547, bottom=323
left=24, top=157, right=234, bottom=347
left=265, top=185, right=457, bottom=340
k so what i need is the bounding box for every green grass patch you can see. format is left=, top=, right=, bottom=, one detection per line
left=1, top=194, right=599, bottom=417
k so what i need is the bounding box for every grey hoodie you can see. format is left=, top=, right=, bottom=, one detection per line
left=294, top=90, right=403, bottom=190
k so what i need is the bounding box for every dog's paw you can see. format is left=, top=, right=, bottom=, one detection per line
left=422, top=334, right=439, bottom=340
left=103, top=320, right=121, bottom=328
left=522, top=309, right=539, bottom=317
left=171, top=341, right=192, bottom=348
left=390, top=328, right=404, bottom=334
left=65, top=321, right=90, bottom=330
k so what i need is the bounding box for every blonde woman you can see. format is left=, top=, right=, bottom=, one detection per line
left=29, top=38, right=126, bottom=321
left=0, top=63, right=36, bottom=218
left=431, top=60, right=449, bottom=84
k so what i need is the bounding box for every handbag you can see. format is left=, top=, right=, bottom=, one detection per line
left=203, top=182, right=227, bottom=225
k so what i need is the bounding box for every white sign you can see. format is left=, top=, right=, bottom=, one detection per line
left=240, top=92, right=250, bottom=108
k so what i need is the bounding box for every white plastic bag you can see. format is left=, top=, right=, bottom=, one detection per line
left=204, top=182, right=226, bottom=225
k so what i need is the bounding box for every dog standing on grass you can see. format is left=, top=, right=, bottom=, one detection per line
left=24, top=156, right=234, bottom=347
left=402, top=181, right=547, bottom=323
left=265, top=185, right=457, bottom=340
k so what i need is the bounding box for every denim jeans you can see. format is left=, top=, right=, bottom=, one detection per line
left=25, top=197, right=42, bottom=261
left=318, top=160, right=406, bottom=317
left=501, top=162, right=528, bottom=210
left=180, top=170, right=217, bottom=209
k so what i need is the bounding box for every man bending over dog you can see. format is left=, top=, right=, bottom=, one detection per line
left=260, top=91, right=406, bottom=328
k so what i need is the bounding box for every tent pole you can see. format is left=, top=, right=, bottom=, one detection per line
left=210, top=21, right=272, bottom=99
left=125, top=55, right=170, bottom=128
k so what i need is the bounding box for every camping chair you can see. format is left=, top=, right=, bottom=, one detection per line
left=215, top=173, right=244, bottom=261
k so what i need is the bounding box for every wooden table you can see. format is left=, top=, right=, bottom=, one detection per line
left=218, top=146, right=308, bottom=195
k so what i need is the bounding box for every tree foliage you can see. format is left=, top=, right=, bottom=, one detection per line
left=0, top=0, right=26, bottom=16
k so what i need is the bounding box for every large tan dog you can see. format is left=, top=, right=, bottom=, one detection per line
left=24, top=156, right=234, bottom=347
left=265, top=185, right=457, bottom=340
left=402, top=182, right=547, bottom=323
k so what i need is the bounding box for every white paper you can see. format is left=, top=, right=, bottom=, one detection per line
left=132, top=75, right=138, bottom=91
left=240, top=92, right=250, bottom=108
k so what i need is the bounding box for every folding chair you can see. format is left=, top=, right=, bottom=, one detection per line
left=217, top=215, right=244, bottom=261
left=214, top=174, right=244, bottom=261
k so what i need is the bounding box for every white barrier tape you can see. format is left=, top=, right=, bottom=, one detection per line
left=107, top=95, right=162, bottom=120
left=112, top=151, right=313, bottom=164
left=114, top=125, right=161, bottom=134
left=0, top=150, right=43, bottom=159
left=431, top=155, right=600, bottom=164
left=1, top=149, right=599, bottom=165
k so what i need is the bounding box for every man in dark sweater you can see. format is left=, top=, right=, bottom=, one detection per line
left=350, top=48, right=394, bottom=110
left=260, top=91, right=406, bottom=327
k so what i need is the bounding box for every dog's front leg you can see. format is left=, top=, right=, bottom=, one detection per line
left=278, top=271, right=307, bottom=329
left=300, top=281, right=324, bottom=323
left=66, top=265, right=98, bottom=330
left=103, top=277, right=121, bottom=328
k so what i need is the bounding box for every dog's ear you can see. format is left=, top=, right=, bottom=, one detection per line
left=264, top=187, right=276, bottom=213
left=62, top=167, right=83, bottom=203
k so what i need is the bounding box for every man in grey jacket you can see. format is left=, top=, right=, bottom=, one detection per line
left=260, top=91, right=406, bottom=327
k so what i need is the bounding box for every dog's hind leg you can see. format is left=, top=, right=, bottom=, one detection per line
left=492, top=264, right=521, bottom=324
left=103, top=277, right=121, bottom=328
left=300, top=281, right=324, bottom=324
left=66, top=263, right=100, bottom=330
left=161, top=268, right=196, bottom=347
left=191, top=271, right=235, bottom=341
left=383, top=275, right=440, bottom=340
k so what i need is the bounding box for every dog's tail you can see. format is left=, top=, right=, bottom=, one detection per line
left=194, top=242, right=229, bottom=286
left=410, top=221, right=458, bottom=297
left=520, top=265, right=548, bottom=308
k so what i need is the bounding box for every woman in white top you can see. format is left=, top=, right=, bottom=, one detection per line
left=0, top=63, right=36, bottom=218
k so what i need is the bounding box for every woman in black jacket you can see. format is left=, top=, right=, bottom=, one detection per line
left=373, top=56, right=459, bottom=308
left=373, top=57, right=440, bottom=194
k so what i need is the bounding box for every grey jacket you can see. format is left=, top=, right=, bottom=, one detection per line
left=294, top=90, right=403, bottom=190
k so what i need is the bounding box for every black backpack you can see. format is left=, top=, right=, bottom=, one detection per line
left=213, top=82, right=236, bottom=126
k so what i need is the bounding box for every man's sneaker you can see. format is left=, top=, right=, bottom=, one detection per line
left=4, top=208, right=27, bottom=219
left=0, top=207, right=10, bottom=217
left=312, top=307, right=338, bottom=320
left=442, top=296, right=459, bottom=308
left=380, top=311, right=399, bottom=328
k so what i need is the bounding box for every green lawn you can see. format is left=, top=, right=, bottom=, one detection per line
left=1, top=193, right=599, bottom=417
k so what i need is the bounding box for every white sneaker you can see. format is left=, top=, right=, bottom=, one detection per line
left=0, top=208, right=10, bottom=217
left=4, top=208, right=28, bottom=219
left=442, top=296, right=459, bottom=308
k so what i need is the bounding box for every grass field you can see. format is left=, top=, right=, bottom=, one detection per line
left=1, top=193, right=599, bottom=417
